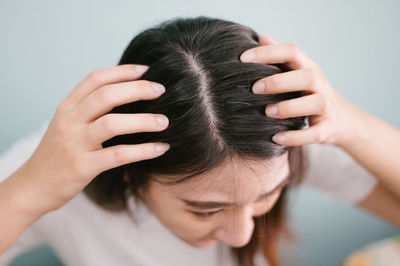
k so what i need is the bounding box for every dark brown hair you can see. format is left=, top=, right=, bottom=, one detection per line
left=84, top=16, right=308, bottom=266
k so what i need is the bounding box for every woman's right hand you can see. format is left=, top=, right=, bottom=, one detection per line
left=15, top=64, right=170, bottom=215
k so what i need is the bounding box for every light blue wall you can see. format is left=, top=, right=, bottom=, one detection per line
left=1, top=1, right=399, bottom=266
left=1, top=0, right=400, bottom=153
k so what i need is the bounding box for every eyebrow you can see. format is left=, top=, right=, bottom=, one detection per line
left=179, top=171, right=291, bottom=210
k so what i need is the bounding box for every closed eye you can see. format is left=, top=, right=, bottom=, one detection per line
left=189, top=188, right=285, bottom=218
left=191, top=210, right=222, bottom=218
left=187, top=179, right=289, bottom=219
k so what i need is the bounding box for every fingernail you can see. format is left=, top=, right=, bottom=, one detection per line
left=240, top=51, right=256, bottom=62
left=156, top=115, right=169, bottom=127
left=135, top=65, right=149, bottom=74
left=152, top=82, right=165, bottom=94
left=272, top=134, right=285, bottom=144
left=155, top=143, right=170, bottom=153
left=252, top=80, right=265, bottom=94
left=266, top=105, right=278, bottom=117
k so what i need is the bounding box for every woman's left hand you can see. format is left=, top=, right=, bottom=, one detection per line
left=240, top=35, right=354, bottom=147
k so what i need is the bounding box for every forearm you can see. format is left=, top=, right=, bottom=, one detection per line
left=0, top=163, right=47, bottom=255
left=336, top=100, right=400, bottom=199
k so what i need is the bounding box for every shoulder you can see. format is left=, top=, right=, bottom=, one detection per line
left=300, top=143, right=377, bottom=204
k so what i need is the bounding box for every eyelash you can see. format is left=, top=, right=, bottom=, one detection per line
left=191, top=210, right=222, bottom=218
left=190, top=191, right=282, bottom=218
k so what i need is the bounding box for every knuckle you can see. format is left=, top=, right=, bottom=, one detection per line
left=138, top=144, right=156, bottom=160
left=96, top=86, right=116, bottom=105
left=54, top=117, right=70, bottom=135
left=288, top=43, right=302, bottom=58
left=136, top=114, right=157, bottom=130
left=87, top=69, right=104, bottom=84
left=70, top=157, right=85, bottom=177
left=265, top=76, right=279, bottom=90
left=282, top=101, right=294, bottom=116
left=135, top=80, right=153, bottom=94
left=120, top=64, right=136, bottom=77
left=129, top=115, right=147, bottom=131
left=314, top=131, right=324, bottom=142
left=305, top=68, right=321, bottom=90
left=287, top=43, right=298, bottom=50
left=319, top=96, right=333, bottom=114
left=56, top=99, right=76, bottom=114
left=56, top=100, right=68, bottom=113
left=112, top=146, right=128, bottom=165
left=140, top=80, right=158, bottom=96
left=99, top=115, right=118, bottom=134
left=128, top=80, right=151, bottom=95
left=138, top=80, right=153, bottom=90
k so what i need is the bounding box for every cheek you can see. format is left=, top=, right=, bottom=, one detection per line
left=148, top=196, right=217, bottom=239
left=143, top=181, right=220, bottom=240
left=171, top=212, right=218, bottom=238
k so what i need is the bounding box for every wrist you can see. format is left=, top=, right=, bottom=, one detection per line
left=5, top=162, right=50, bottom=220
left=334, top=99, right=370, bottom=151
left=0, top=163, right=50, bottom=255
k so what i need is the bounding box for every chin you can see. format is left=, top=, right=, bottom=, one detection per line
left=180, top=236, right=219, bottom=248
left=191, top=239, right=218, bottom=248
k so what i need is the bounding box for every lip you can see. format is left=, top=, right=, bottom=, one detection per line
left=198, top=236, right=215, bottom=242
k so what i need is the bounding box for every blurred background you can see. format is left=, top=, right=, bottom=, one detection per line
left=1, top=0, right=399, bottom=265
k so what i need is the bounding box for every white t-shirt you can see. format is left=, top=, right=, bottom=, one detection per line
left=0, top=121, right=377, bottom=266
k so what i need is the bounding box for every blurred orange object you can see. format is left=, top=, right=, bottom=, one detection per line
left=342, top=235, right=400, bottom=266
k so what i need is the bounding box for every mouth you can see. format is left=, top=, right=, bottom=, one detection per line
left=198, top=236, right=216, bottom=242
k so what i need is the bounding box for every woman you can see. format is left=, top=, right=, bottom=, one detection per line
left=0, top=16, right=399, bottom=266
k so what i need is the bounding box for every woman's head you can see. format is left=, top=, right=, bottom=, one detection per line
left=84, top=16, right=307, bottom=266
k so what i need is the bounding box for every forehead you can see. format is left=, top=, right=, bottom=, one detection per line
left=153, top=152, right=290, bottom=204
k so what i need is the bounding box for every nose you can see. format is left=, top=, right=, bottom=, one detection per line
left=215, top=205, right=255, bottom=247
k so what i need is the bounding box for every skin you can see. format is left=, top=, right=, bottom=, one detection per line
left=0, top=64, right=171, bottom=254
left=140, top=153, right=290, bottom=248
left=241, top=35, right=400, bottom=224
left=1, top=34, right=399, bottom=255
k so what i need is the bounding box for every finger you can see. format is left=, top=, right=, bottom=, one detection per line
left=265, top=94, right=331, bottom=119
left=87, top=113, right=169, bottom=148
left=75, top=80, right=165, bottom=122
left=272, top=122, right=329, bottom=146
left=92, top=142, right=170, bottom=174
left=64, top=64, right=149, bottom=108
left=258, top=35, right=279, bottom=45
left=240, top=43, right=319, bottom=70
left=252, top=68, right=322, bottom=95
